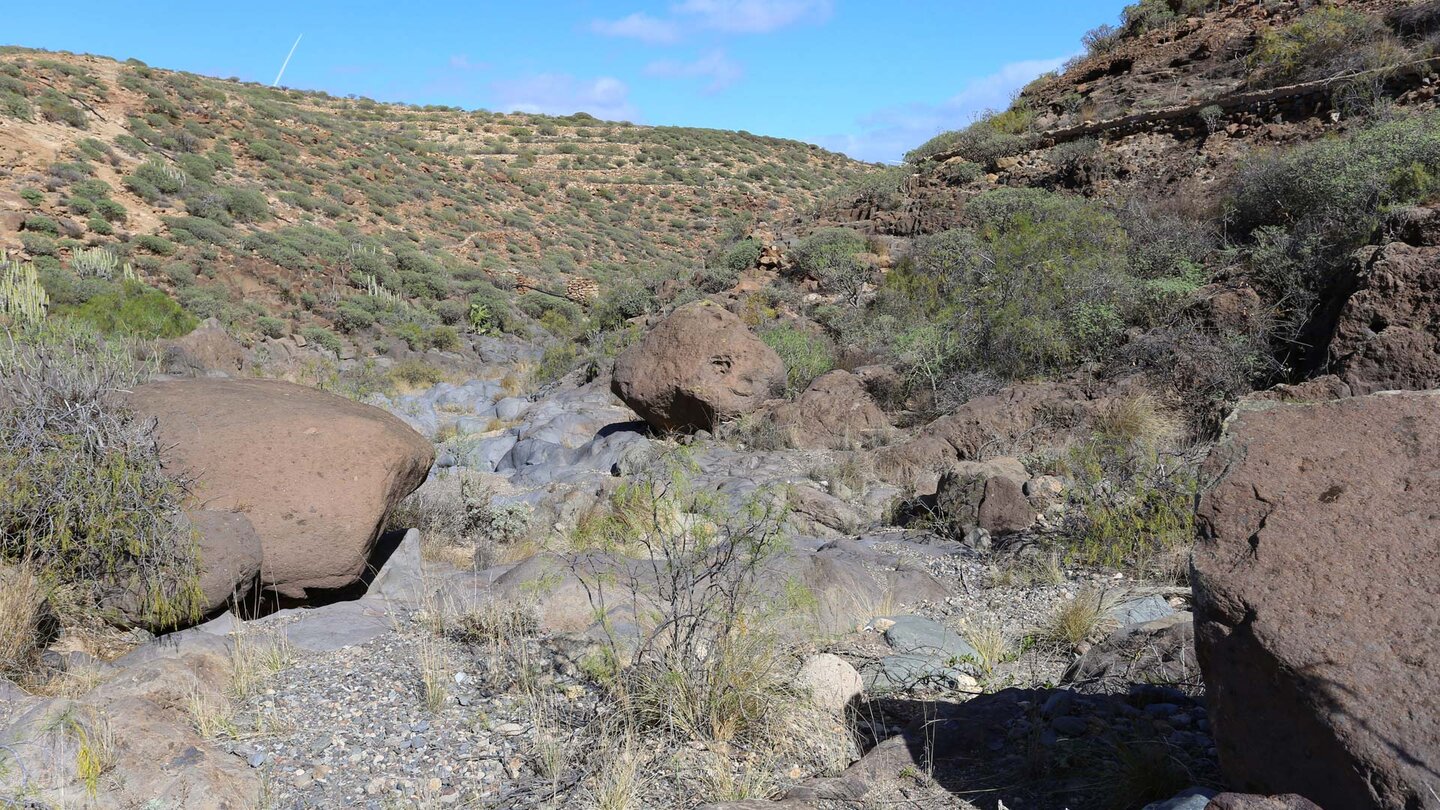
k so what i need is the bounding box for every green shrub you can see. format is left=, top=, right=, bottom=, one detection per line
left=256, top=316, right=286, bottom=339
left=1250, top=7, right=1394, bottom=85
left=70, top=281, right=197, bottom=339
left=19, top=188, right=42, bottom=206
left=390, top=359, right=446, bottom=389
left=759, top=323, right=834, bottom=395
left=37, top=90, right=85, bottom=128
left=94, top=198, right=127, bottom=222
left=135, top=234, right=177, bottom=256
left=86, top=217, right=112, bottom=235
left=301, top=326, right=344, bottom=356
left=222, top=187, right=269, bottom=222
left=1060, top=397, right=1197, bottom=574
left=0, top=322, right=203, bottom=628
left=23, top=215, right=59, bottom=235
left=593, top=281, right=654, bottom=329
left=905, top=107, right=1036, bottom=165
left=722, top=238, right=762, bottom=273
left=20, top=233, right=57, bottom=256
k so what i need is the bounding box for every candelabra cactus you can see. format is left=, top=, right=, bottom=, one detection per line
left=71, top=246, right=119, bottom=278
left=0, top=255, right=49, bottom=324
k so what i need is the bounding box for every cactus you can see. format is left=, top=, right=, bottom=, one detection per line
left=71, top=246, right=119, bottom=278
left=363, top=274, right=402, bottom=304
left=0, top=254, right=49, bottom=324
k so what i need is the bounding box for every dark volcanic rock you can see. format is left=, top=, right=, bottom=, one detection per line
left=1193, top=392, right=1440, bottom=809
left=611, top=300, right=783, bottom=433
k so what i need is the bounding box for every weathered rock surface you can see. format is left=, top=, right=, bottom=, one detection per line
left=767, top=369, right=890, bottom=449
left=793, top=653, right=863, bottom=716
left=1329, top=241, right=1440, bottom=393
left=1193, top=392, right=1440, bottom=809
left=611, top=300, right=783, bottom=432
left=1064, top=612, right=1197, bottom=695
left=159, top=318, right=252, bottom=377
left=933, top=456, right=1035, bottom=536
left=874, top=380, right=1125, bottom=495
left=130, top=379, right=434, bottom=598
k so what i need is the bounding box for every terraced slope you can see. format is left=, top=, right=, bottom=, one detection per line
left=0, top=47, right=872, bottom=347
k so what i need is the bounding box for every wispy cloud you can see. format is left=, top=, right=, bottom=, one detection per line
left=673, top=0, right=832, bottom=34
left=592, top=0, right=831, bottom=42
left=645, top=49, right=743, bottom=93
left=447, top=54, right=488, bottom=71
left=490, top=74, right=639, bottom=121
left=590, top=12, right=681, bottom=44
left=817, top=56, right=1070, bottom=163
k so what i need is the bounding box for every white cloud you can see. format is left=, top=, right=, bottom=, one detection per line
left=590, top=12, right=681, bottom=44
left=592, top=0, right=830, bottom=42
left=645, top=50, right=743, bottom=93
left=490, top=74, right=639, bottom=121
left=447, top=54, right=487, bottom=70
left=817, top=56, right=1071, bottom=164
left=673, top=0, right=832, bottom=34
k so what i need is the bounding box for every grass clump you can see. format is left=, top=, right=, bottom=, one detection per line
left=0, top=321, right=204, bottom=629
left=759, top=322, right=834, bottom=395
left=1059, top=396, right=1197, bottom=574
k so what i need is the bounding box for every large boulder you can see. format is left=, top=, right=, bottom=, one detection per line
left=130, top=379, right=434, bottom=598
left=767, top=369, right=890, bottom=449
left=1329, top=241, right=1440, bottom=394
left=933, top=456, right=1034, bottom=537
left=611, top=300, right=784, bottom=432
left=1193, top=392, right=1440, bottom=808
left=873, top=379, right=1132, bottom=495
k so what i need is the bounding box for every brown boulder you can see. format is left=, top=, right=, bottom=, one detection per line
left=160, top=318, right=252, bottom=377
left=1206, top=795, right=1324, bottom=810
left=1193, top=392, right=1440, bottom=809
left=933, top=457, right=1034, bottom=536
left=874, top=380, right=1126, bottom=495
left=768, top=370, right=890, bottom=449
left=611, top=300, right=784, bottom=432
left=1329, top=242, right=1440, bottom=394
left=130, top=379, right=434, bottom=598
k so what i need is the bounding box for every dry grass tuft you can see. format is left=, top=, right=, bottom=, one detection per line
left=1039, top=589, right=1117, bottom=649
left=227, top=623, right=294, bottom=700
left=1091, top=394, right=1180, bottom=449
left=187, top=685, right=239, bottom=739
left=0, top=564, right=47, bottom=677
left=961, top=617, right=1014, bottom=677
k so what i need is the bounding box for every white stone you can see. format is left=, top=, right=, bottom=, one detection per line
left=793, top=653, right=864, bottom=716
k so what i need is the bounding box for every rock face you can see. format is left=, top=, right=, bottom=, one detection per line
left=611, top=300, right=783, bottom=432
left=767, top=369, right=890, bottom=449
left=130, top=379, right=434, bottom=598
left=1329, top=241, right=1440, bottom=393
left=1193, top=392, right=1440, bottom=809
left=933, top=457, right=1034, bottom=536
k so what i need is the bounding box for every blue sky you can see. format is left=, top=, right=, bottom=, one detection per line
left=6, top=1, right=1126, bottom=163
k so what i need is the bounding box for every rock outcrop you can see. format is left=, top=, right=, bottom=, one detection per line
left=933, top=456, right=1035, bottom=537
left=611, top=300, right=783, bottom=433
left=1329, top=237, right=1440, bottom=394
left=130, top=379, right=434, bottom=598
left=767, top=369, right=890, bottom=449
left=1193, top=392, right=1440, bottom=809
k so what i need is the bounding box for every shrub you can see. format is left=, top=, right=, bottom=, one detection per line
left=575, top=451, right=792, bottom=745
left=94, top=198, right=127, bottom=222
left=256, top=316, right=286, bottom=339
left=20, top=233, right=57, bottom=256
left=390, top=359, right=445, bottom=389
left=759, top=323, right=835, bottom=395
left=0, top=323, right=203, bottom=627
left=1249, top=7, right=1395, bottom=85
left=23, top=215, right=59, bottom=234
left=135, top=234, right=177, bottom=256
left=1060, top=397, right=1197, bottom=574
left=71, top=281, right=197, bottom=339
left=222, top=187, right=269, bottom=222
left=86, top=217, right=112, bottom=235
left=721, top=238, right=762, bottom=273
left=593, top=281, right=654, bottom=329
left=301, top=325, right=343, bottom=356
left=37, top=90, right=85, bottom=128
left=19, top=188, right=43, bottom=206
left=905, top=107, right=1036, bottom=165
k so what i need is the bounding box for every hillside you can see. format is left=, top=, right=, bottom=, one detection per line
left=5, top=4, right=1440, bottom=809
left=0, top=46, right=871, bottom=357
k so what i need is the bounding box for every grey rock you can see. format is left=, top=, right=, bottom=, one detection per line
left=882, top=615, right=979, bottom=661
left=283, top=601, right=396, bottom=652
left=494, top=397, right=528, bottom=421
left=1110, top=595, right=1176, bottom=627
left=1141, top=787, right=1219, bottom=810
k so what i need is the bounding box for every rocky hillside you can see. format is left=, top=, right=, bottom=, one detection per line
left=3, top=2, right=1440, bottom=809
left=0, top=46, right=871, bottom=354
